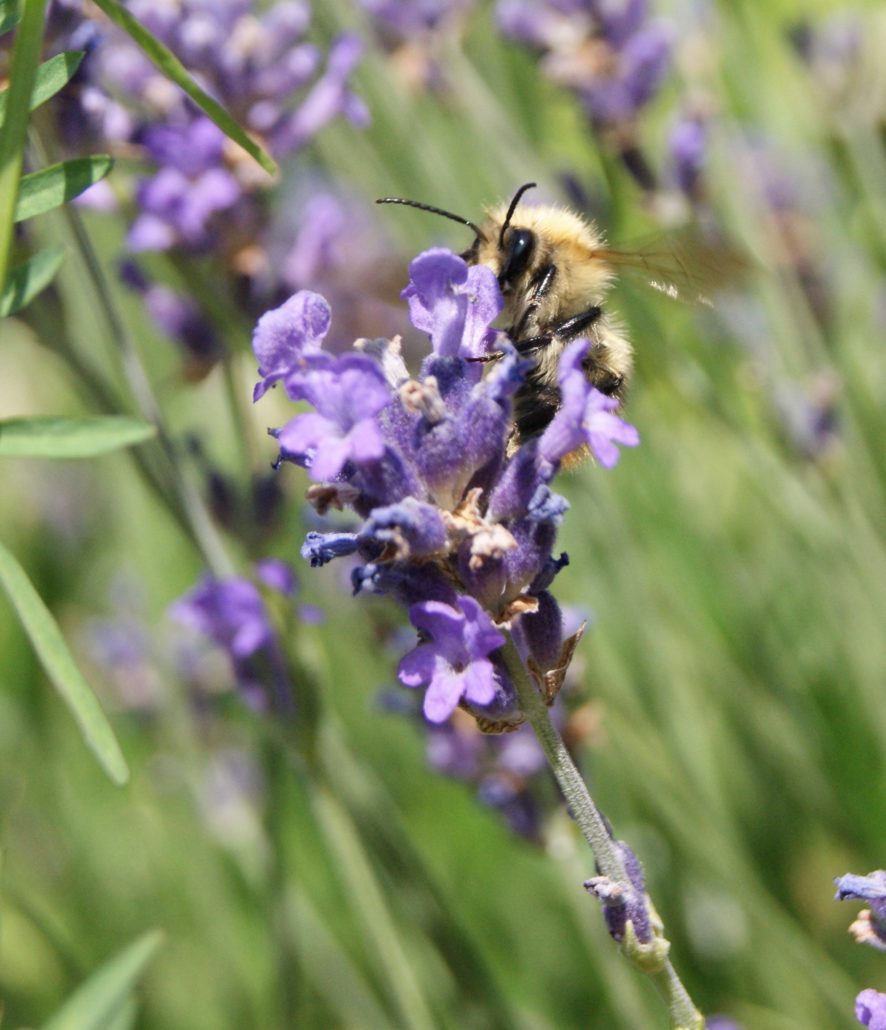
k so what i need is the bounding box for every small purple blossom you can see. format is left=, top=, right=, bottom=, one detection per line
left=402, top=249, right=502, bottom=358
left=540, top=339, right=639, bottom=468
left=836, top=871, right=886, bottom=951
left=276, top=355, right=390, bottom=479
left=252, top=291, right=332, bottom=401
left=857, top=990, right=886, bottom=1030
left=398, top=596, right=505, bottom=722
left=301, top=531, right=359, bottom=568
left=584, top=839, right=651, bottom=945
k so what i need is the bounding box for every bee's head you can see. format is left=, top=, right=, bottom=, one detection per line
left=493, top=182, right=538, bottom=292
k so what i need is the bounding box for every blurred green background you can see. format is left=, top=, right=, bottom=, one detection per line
left=1, top=0, right=885, bottom=1026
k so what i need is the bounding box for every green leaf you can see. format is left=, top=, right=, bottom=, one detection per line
left=0, top=416, right=156, bottom=457
left=0, top=0, right=20, bottom=35
left=14, top=156, right=114, bottom=223
left=42, top=931, right=163, bottom=1030
left=0, top=51, right=86, bottom=126
left=0, top=539, right=129, bottom=786
left=0, top=245, right=64, bottom=316
left=89, top=0, right=276, bottom=176
left=0, top=0, right=49, bottom=289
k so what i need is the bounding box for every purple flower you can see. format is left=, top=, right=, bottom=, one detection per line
left=857, top=990, right=886, bottom=1030
left=836, top=871, right=886, bottom=951
left=539, top=339, right=639, bottom=468
left=669, top=113, right=707, bottom=198
left=402, top=249, right=502, bottom=358
left=250, top=247, right=640, bottom=729
left=170, top=562, right=298, bottom=713
left=497, top=0, right=672, bottom=131
left=275, top=354, right=390, bottom=480
left=252, top=291, right=332, bottom=401
left=301, top=531, right=359, bottom=568
left=171, top=575, right=274, bottom=659
left=584, top=839, right=652, bottom=944
left=398, top=596, right=505, bottom=722
left=275, top=34, right=369, bottom=153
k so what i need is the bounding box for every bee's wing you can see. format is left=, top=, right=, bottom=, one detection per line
left=592, top=230, right=749, bottom=308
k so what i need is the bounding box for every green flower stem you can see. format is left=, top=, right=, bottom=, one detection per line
left=499, top=633, right=704, bottom=1030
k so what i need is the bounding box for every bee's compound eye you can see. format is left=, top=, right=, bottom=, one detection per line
left=499, top=228, right=535, bottom=285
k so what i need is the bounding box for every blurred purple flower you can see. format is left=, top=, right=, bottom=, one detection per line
left=668, top=113, right=707, bottom=199
left=170, top=560, right=299, bottom=712
left=398, top=596, right=505, bottom=722
left=857, top=990, right=886, bottom=1030
left=275, top=34, right=369, bottom=152
left=497, top=0, right=672, bottom=131
left=171, top=575, right=275, bottom=659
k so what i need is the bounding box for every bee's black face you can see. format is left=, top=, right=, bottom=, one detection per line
left=498, top=228, right=535, bottom=291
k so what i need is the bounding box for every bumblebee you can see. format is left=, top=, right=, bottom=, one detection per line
left=378, top=182, right=633, bottom=443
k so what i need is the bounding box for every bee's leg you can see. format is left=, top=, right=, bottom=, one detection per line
left=466, top=352, right=504, bottom=364
left=529, top=264, right=557, bottom=300
left=550, top=306, right=602, bottom=339
left=516, top=307, right=602, bottom=356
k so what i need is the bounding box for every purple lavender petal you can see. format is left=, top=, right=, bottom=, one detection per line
left=399, top=596, right=505, bottom=722
left=252, top=291, right=332, bottom=400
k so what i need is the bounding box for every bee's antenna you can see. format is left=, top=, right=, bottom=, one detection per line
left=498, top=182, right=537, bottom=248
left=376, top=197, right=486, bottom=240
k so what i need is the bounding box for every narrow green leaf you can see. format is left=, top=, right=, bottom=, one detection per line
left=14, top=156, right=114, bottom=223
left=0, top=416, right=156, bottom=457
left=43, top=931, right=162, bottom=1030
left=89, top=0, right=276, bottom=175
left=0, top=0, right=21, bottom=35
left=0, top=245, right=65, bottom=316
left=0, top=539, right=129, bottom=786
left=0, top=0, right=49, bottom=289
left=0, top=51, right=85, bottom=126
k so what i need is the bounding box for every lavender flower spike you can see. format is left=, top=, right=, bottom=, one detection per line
left=399, top=596, right=505, bottom=722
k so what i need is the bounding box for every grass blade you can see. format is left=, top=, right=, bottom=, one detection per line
left=89, top=0, right=276, bottom=175
left=0, top=539, right=129, bottom=786
left=14, top=156, right=114, bottom=223
left=0, top=244, right=65, bottom=316
left=0, top=415, right=156, bottom=457
left=43, top=930, right=163, bottom=1030
left=0, top=0, right=21, bottom=35
left=0, top=50, right=85, bottom=125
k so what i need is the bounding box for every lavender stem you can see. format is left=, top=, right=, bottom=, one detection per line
left=500, top=633, right=704, bottom=1030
